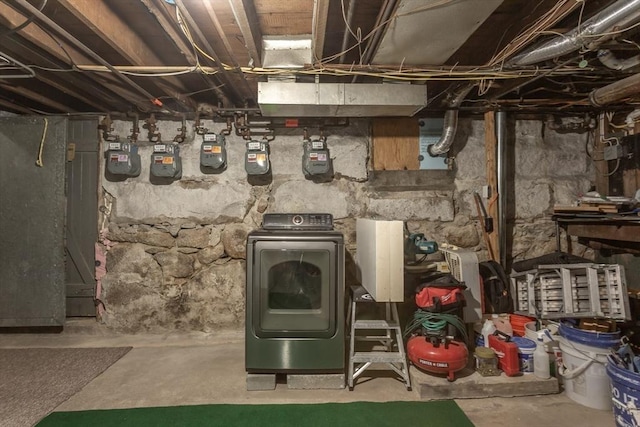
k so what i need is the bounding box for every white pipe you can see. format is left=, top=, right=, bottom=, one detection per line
left=598, top=49, right=640, bottom=71
left=626, top=109, right=640, bottom=127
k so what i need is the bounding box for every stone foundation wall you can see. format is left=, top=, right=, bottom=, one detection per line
left=99, top=118, right=593, bottom=332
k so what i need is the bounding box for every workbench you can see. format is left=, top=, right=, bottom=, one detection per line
left=552, top=212, right=640, bottom=252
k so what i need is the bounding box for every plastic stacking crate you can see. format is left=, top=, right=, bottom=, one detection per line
left=510, top=263, right=630, bottom=321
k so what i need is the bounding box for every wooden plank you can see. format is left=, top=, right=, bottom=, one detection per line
left=312, top=0, right=331, bottom=61
left=229, top=0, right=263, bottom=67
left=566, top=224, right=640, bottom=243
left=554, top=205, right=618, bottom=214
left=371, top=118, right=419, bottom=171
left=484, top=111, right=499, bottom=262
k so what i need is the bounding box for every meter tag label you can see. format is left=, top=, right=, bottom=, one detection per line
left=247, top=142, right=261, bottom=150
left=162, top=156, right=174, bottom=165
left=310, top=153, right=318, bottom=160
left=154, top=155, right=164, bottom=164
left=256, top=154, right=266, bottom=163
left=204, top=134, right=217, bottom=142
left=109, top=142, right=121, bottom=150
left=312, top=141, right=324, bottom=149
left=317, top=153, right=327, bottom=161
left=110, top=154, right=120, bottom=162
left=247, top=153, right=257, bottom=162
left=203, top=144, right=212, bottom=152
left=154, top=144, right=167, bottom=153
left=211, top=146, right=222, bottom=154
left=118, top=154, right=129, bottom=162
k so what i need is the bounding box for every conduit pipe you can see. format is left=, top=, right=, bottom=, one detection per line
left=509, top=0, right=640, bottom=66
left=427, top=84, right=475, bottom=157
left=13, top=0, right=164, bottom=110
left=589, top=72, right=640, bottom=106
left=339, top=0, right=357, bottom=64
left=496, top=111, right=507, bottom=268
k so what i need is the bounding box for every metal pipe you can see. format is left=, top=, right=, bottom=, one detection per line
left=360, top=0, right=397, bottom=66
left=509, top=0, right=640, bottom=66
left=589, top=72, right=640, bottom=106
left=427, top=83, right=474, bottom=156
left=598, top=49, right=640, bottom=71
left=339, top=0, right=357, bottom=64
left=13, top=0, right=164, bottom=110
left=496, top=110, right=507, bottom=268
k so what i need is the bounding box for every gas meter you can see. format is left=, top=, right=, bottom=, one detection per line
left=150, top=143, right=182, bottom=179
left=200, top=132, right=227, bottom=171
left=302, top=138, right=331, bottom=177
left=245, top=140, right=270, bottom=175
left=105, top=141, right=141, bottom=177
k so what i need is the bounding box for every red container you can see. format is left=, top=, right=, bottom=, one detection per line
left=407, top=336, right=468, bottom=382
left=510, top=314, right=536, bottom=337
left=488, top=332, right=520, bottom=376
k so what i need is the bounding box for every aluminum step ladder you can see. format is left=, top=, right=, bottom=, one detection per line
left=347, top=285, right=411, bottom=390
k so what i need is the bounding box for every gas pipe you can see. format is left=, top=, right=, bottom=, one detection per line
left=407, top=335, right=469, bottom=382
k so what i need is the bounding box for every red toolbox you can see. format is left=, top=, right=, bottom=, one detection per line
left=488, top=331, right=520, bottom=376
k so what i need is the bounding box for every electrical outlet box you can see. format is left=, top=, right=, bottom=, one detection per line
left=603, top=144, right=624, bottom=161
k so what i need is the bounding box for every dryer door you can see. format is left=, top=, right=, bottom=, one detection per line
left=250, top=240, right=338, bottom=338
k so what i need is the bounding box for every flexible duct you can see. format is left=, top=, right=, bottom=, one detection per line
left=509, top=0, right=640, bottom=66
left=427, top=84, right=475, bottom=157
left=597, top=49, right=640, bottom=71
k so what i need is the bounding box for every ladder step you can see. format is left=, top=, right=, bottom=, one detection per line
left=353, top=320, right=399, bottom=329
left=351, top=351, right=407, bottom=363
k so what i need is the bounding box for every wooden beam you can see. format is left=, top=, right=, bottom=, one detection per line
left=312, top=0, right=331, bottom=61
left=201, top=0, right=255, bottom=101
left=2, top=37, right=118, bottom=111
left=228, top=0, right=262, bottom=67
left=140, top=0, right=198, bottom=65
left=0, top=83, right=78, bottom=113
left=0, top=97, right=37, bottom=114
left=57, top=0, right=196, bottom=111
left=484, top=111, right=499, bottom=262
left=566, top=224, right=640, bottom=243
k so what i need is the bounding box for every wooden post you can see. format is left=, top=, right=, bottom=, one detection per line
left=484, top=111, right=499, bottom=262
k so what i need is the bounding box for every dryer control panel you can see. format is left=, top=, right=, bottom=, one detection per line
left=262, top=213, right=333, bottom=230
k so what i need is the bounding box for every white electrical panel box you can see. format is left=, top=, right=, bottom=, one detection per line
left=355, top=218, right=405, bottom=302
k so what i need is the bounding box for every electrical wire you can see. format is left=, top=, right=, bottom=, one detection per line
left=0, top=0, right=47, bottom=38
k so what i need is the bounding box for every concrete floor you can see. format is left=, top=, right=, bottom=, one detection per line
left=0, top=319, right=615, bottom=427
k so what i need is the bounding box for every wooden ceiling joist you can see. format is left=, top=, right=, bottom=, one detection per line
left=0, top=83, right=78, bottom=113
left=312, top=0, right=331, bottom=62
left=56, top=0, right=197, bottom=112
left=228, top=0, right=263, bottom=68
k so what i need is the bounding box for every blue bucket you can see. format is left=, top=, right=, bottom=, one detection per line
left=606, top=355, right=640, bottom=426
left=559, top=322, right=620, bottom=349
left=512, top=337, right=536, bottom=373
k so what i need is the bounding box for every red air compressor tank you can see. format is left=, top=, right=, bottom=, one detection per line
left=406, top=336, right=469, bottom=382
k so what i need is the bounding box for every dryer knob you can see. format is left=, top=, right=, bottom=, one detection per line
left=292, top=215, right=304, bottom=226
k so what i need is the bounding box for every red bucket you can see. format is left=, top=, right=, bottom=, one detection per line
left=510, top=314, right=536, bottom=337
